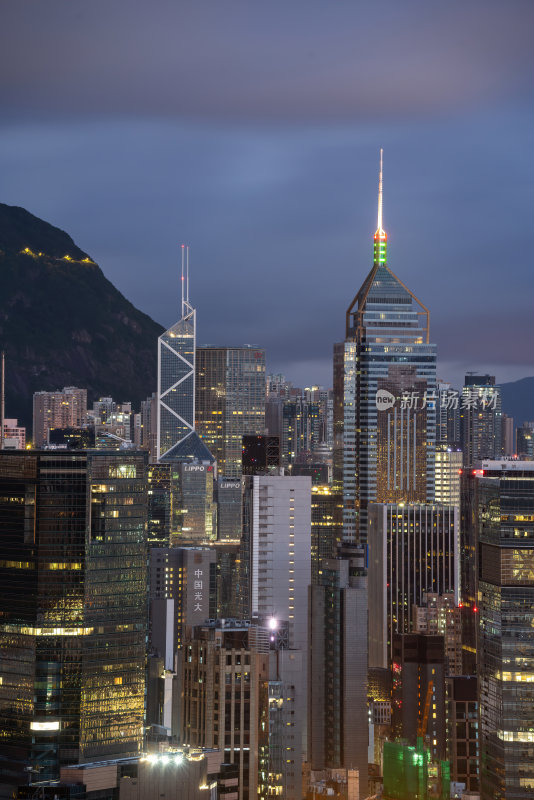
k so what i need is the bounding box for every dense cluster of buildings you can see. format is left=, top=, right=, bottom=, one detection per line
left=0, top=156, right=533, bottom=800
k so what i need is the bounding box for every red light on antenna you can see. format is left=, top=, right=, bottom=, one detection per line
left=473, top=606, right=478, bottom=613
left=458, top=602, right=463, bottom=608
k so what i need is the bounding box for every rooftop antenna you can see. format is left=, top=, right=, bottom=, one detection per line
left=186, top=245, right=190, bottom=305
left=377, top=147, right=384, bottom=233
left=181, top=244, right=185, bottom=314
left=373, top=148, right=387, bottom=266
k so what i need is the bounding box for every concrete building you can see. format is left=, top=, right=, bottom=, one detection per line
left=242, top=474, right=311, bottom=760
left=244, top=474, right=311, bottom=653
left=460, top=375, right=502, bottom=468
left=32, top=386, right=87, bottom=446
left=434, top=443, right=462, bottom=506
left=446, top=676, right=479, bottom=794
left=147, top=547, right=217, bottom=738
left=391, top=633, right=447, bottom=762
left=368, top=502, right=459, bottom=670
left=1, top=418, right=26, bottom=450
left=179, top=620, right=270, bottom=800
left=413, top=593, right=463, bottom=676
left=308, top=545, right=368, bottom=799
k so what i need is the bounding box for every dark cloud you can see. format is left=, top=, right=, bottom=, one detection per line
left=1, top=1, right=533, bottom=392
left=1, top=1, right=534, bottom=122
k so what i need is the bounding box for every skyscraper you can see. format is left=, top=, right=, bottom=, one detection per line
left=196, top=346, right=266, bottom=477
left=460, top=374, right=502, bottom=467
left=179, top=620, right=270, bottom=800
left=157, top=247, right=213, bottom=463
left=334, top=150, right=436, bottom=543
left=0, top=449, right=148, bottom=788
left=476, top=460, right=534, bottom=800
left=308, top=544, right=368, bottom=797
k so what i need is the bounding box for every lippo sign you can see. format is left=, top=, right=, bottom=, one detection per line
left=375, top=388, right=498, bottom=412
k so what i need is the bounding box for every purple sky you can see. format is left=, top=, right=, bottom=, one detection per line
left=2, top=0, right=534, bottom=388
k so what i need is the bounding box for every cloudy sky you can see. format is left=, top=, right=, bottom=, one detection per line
left=1, top=0, right=534, bottom=387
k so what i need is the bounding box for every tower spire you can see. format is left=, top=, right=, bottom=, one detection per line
left=377, top=147, right=383, bottom=233
left=373, top=148, right=387, bottom=267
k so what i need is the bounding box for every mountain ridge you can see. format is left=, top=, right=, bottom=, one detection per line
left=0, top=202, right=164, bottom=432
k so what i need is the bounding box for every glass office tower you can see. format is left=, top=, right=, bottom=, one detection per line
left=477, top=460, right=534, bottom=800
left=0, top=450, right=147, bottom=787
left=334, top=151, right=436, bottom=542
left=157, top=247, right=213, bottom=464
left=196, top=346, right=266, bottom=477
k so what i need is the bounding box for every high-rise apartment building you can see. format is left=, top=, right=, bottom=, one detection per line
left=368, top=502, right=459, bottom=670
left=476, top=460, right=534, bottom=800
left=0, top=450, right=147, bottom=789
left=196, top=346, right=266, bottom=477
left=460, top=375, right=502, bottom=467
left=32, top=386, right=87, bottom=446
left=334, top=151, right=436, bottom=542
left=244, top=475, right=311, bottom=653
left=243, top=474, right=311, bottom=762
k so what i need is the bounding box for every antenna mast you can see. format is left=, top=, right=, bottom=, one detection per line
left=377, top=147, right=384, bottom=232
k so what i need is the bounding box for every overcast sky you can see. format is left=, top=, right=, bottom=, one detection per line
left=1, top=0, right=534, bottom=387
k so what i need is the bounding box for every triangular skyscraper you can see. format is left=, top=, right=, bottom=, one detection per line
left=157, top=246, right=214, bottom=463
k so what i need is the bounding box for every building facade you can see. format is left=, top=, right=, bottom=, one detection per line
left=476, top=460, right=534, bottom=800
left=460, top=375, right=502, bottom=468
left=308, top=545, right=368, bottom=798
left=368, top=502, right=459, bottom=670
left=0, top=450, right=147, bottom=788
left=179, top=621, right=270, bottom=800
left=434, top=443, right=462, bottom=506
left=32, top=387, right=87, bottom=447
left=196, top=346, right=266, bottom=477
left=334, top=152, right=436, bottom=543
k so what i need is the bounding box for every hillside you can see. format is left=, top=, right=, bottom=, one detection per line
left=0, top=203, right=164, bottom=431
left=500, top=377, right=534, bottom=426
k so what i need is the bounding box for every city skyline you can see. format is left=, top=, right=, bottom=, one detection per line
left=1, top=2, right=534, bottom=388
